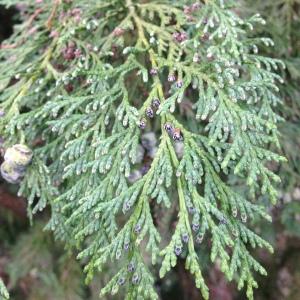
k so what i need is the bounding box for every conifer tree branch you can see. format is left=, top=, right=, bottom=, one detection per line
left=0, top=1, right=285, bottom=299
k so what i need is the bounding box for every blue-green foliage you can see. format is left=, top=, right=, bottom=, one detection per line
left=0, top=1, right=285, bottom=299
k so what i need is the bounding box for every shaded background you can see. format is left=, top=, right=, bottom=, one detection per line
left=0, top=2, right=300, bottom=299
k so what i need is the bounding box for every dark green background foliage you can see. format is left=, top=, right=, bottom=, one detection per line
left=0, top=1, right=299, bottom=299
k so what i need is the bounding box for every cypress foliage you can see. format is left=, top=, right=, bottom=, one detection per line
left=243, top=0, right=300, bottom=234
left=0, top=1, right=286, bottom=299
left=244, top=0, right=300, bottom=181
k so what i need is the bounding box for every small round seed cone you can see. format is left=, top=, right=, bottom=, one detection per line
left=0, top=161, right=25, bottom=184
left=4, top=144, right=33, bottom=168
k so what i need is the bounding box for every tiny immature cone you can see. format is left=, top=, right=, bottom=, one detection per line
left=1, top=144, right=33, bottom=184
left=0, top=161, right=24, bottom=184
left=4, top=144, right=33, bottom=168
